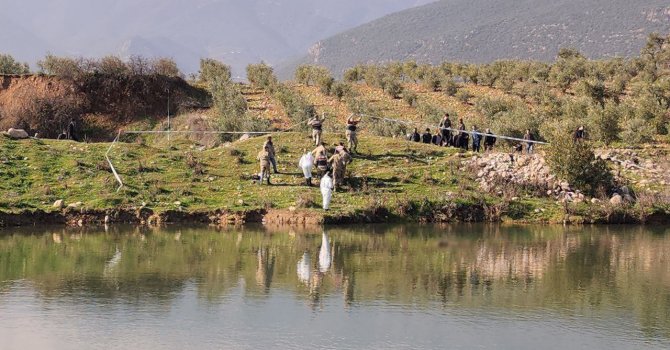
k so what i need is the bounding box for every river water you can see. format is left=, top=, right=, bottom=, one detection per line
left=0, top=224, right=668, bottom=349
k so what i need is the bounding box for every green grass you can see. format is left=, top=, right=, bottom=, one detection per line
left=7, top=132, right=660, bottom=224
left=0, top=132, right=543, bottom=216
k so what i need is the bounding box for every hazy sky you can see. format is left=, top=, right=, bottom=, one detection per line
left=0, top=0, right=435, bottom=74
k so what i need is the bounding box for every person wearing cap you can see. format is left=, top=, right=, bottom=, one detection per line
left=484, top=128, right=497, bottom=152
left=262, top=136, right=278, bottom=173
left=308, top=114, right=325, bottom=146
left=345, top=115, right=361, bottom=154
left=257, top=145, right=272, bottom=185
left=438, top=113, right=452, bottom=146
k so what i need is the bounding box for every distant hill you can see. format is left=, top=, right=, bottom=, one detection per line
left=279, top=0, right=670, bottom=77
left=0, top=0, right=433, bottom=76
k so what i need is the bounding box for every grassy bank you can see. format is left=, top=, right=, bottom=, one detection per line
left=1, top=131, right=668, bottom=227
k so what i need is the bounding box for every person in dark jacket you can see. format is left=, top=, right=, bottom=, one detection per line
left=471, top=126, right=481, bottom=152
left=523, top=129, right=535, bottom=154
left=438, top=113, right=452, bottom=146
left=410, top=128, right=421, bottom=142
left=573, top=126, right=585, bottom=143
left=421, top=128, right=432, bottom=144
left=483, top=128, right=496, bottom=152
left=431, top=132, right=442, bottom=146
left=67, top=120, right=79, bottom=142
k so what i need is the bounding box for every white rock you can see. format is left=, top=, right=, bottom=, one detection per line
left=53, top=200, right=64, bottom=209
left=239, top=133, right=251, bottom=141
left=67, top=201, right=83, bottom=209
left=7, top=128, right=29, bottom=139
left=610, top=194, right=623, bottom=205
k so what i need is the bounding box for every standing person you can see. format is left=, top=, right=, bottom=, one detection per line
left=345, top=114, right=361, bottom=154
left=471, top=126, right=481, bottom=152
left=67, top=120, right=79, bottom=142
left=328, top=151, right=343, bottom=191
left=257, top=146, right=272, bottom=185
left=455, top=118, right=466, bottom=148
left=431, top=132, right=442, bottom=146
left=298, top=149, right=314, bottom=186
left=263, top=136, right=278, bottom=173
left=307, top=114, right=325, bottom=146
left=311, top=142, right=328, bottom=159
left=523, top=129, right=535, bottom=154
left=410, top=128, right=421, bottom=142
left=573, top=126, right=585, bottom=143
left=439, top=113, right=452, bottom=146
left=484, top=128, right=496, bottom=152
left=320, top=171, right=334, bottom=210
left=421, top=128, right=432, bottom=144
left=314, top=150, right=329, bottom=178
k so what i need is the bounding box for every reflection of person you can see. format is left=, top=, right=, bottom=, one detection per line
left=297, top=251, right=311, bottom=285
left=319, top=232, right=331, bottom=273
left=255, top=248, right=275, bottom=291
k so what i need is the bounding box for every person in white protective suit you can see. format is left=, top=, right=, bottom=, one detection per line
left=320, top=171, right=334, bottom=210
left=298, top=149, right=314, bottom=186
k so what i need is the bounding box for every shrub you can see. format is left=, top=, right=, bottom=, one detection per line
left=620, top=117, right=656, bottom=144
left=456, top=89, right=473, bottom=104
left=199, top=58, right=231, bottom=85
left=402, top=90, right=419, bottom=107
left=151, top=58, right=181, bottom=77
left=37, top=54, right=83, bottom=79
left=546, top=133, right=613, bottom=196
left=331, top=81, right=353, bottom=101
left=443, top=79, right=458, bottom=96
left=421, top=71, right=441, bottom=91
left=344, top=65, right=363, bottom=82
left=0, top=54, right=30, bottom=74
left=588, top=104, right=621, bottom=145
left=384, top=79, right=403, bottom=99
left=246, top=62, right=278, bottom=90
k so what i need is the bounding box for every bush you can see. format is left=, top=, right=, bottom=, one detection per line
left=344, top=65, right=363, bottom=82
left=150, top=58, right=181, bottom=77
left=456, top=89, right=473, bottom=104
left=199, top=58, right=231, bottom=85
left=37, top=54, right=83, bottom=79
left=620, top=117, right=656, bottom=144
left=421, top=71, right=441, bottom=91
left=246, top=62, right=278, bottom=90
left=384, top=79, right=403, bottom=99
left=402, top=90, right=419, bottom=107
left=317, top=75, right=335, bottom=95
left=331, top=81, right=353, bottom=101
left=588, top=104, right=621, bottom=145
left=474, top=96, right=516, bottom=119
left=0, top=54, right=30, bottom=74
left=443, top=79, right=458, bottom=96
left=546, top=133, right=613, bottom=196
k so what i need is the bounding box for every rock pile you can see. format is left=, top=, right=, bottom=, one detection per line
left=466, top=153, right=557, bottom=193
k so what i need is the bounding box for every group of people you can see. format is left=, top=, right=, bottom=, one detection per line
left=257, top=116, right=360, bottom=210
left=409, top=114, right=497, bottom=152
left=408, top=113, right=546, bottom=155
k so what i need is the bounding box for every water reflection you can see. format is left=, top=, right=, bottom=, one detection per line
left=318, top=232, right=331, bottom=273
left=0, top=224, right=668, bottom=347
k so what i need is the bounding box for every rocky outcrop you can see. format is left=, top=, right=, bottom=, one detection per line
left=466, top=153, right=557, bottom=194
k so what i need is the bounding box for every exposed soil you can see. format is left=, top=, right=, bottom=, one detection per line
left=0, top=74, right=209, bottom=140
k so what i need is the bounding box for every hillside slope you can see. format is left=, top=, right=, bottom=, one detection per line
left=280, top=0, right=670, bottom=76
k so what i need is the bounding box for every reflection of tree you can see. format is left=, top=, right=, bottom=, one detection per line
left=0, top=225, right=668, bottom=338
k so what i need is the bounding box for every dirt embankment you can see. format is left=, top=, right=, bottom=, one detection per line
left=0, top=74, right=210, bottom=140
